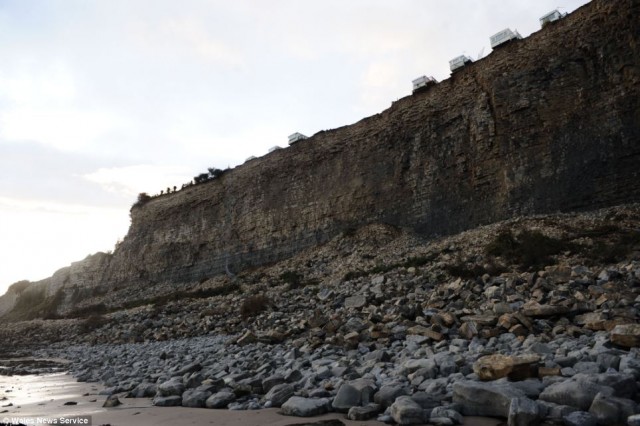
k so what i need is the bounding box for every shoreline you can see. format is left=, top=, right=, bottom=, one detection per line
left=0, top=371, right=501, bottom=426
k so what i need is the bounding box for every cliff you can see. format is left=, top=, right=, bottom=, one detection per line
left=1, top=0, right=639, bottom=317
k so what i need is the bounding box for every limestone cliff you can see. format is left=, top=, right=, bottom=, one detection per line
left=1, top=0, right=639, bottom=317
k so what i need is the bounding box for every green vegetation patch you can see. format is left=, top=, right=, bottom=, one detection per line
left=486, top=229, right=572, bottom=270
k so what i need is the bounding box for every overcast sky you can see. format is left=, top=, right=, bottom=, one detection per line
left=0, top=0, right=591, bottom=295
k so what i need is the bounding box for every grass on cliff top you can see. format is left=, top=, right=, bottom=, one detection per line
left=485, top=229, right=570, bottom=271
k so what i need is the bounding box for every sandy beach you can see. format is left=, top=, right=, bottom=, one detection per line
left=0, top=373, right=502, bottom=426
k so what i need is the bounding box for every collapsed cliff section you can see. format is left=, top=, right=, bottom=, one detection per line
left=110, top=0, right=639, bottom=287
left=1, top=0, right=639, bottom=320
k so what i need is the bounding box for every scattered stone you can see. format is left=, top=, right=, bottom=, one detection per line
left=473, top=354, right=540, bottom=381
left=563, top=410, right=597, bottom=426
left=628, top=414, right=640, bottom=426
left=611, top=324, right=640, bottom=348
left=128, top=383, right=156, bottom=398
left=344, top=295, right=367, bottom=309
left=430, top=406, right=463, bottom=425
left=102, top=394, right=121, bottom=407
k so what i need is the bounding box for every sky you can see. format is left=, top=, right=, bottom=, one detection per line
left=0, top=0, right=591, bottom=295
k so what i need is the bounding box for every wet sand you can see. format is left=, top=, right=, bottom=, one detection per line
left=0, top=373, right=502, bottom=426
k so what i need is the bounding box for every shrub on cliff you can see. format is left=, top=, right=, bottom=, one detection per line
left=280, top=271, right=302, bottom=288
left=486, top=229, right=571, bottom=270
left=240, top=294, right=270, bottom=319
left=133, top=192, right=152, bottom=208
left=79, top=314, right=108, bottom=333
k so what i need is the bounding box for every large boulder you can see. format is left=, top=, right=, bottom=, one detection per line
left=374, top=383, right=409, bottom=408
left=332, top=383, right=362, bottom=413
left=205, top=390, right=236, bottom=409
left=473, top=354, right=540, bottom=381
left=507, top=397, right=540, bottom=426
left=539, top=379, right=613, bottom=411
left=452, top=380, right=525, bottom=417
left=156, top=377, right=185, bottom=397
left=181, top=389, right=212, bottom=408
left=430, top=406, right=463, bottom=425
left=390, top=396, right=425, bottom=425
left=280, top=397, right=331, bottom=417
left=152, top=395, right=182, bottom=407
left=563, top=411, right=597, bottom=426
left=610, top=324, right=640, bottom=348
left=264, top=383, right=295, bottom=408
left=128, top=382, right=157, bottom=398
left=347, top=404, right=381, bottom=421
left=588, top=392, right=638, bottom=425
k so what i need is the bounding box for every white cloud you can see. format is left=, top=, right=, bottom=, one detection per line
left=1, top=108, right=118, bottom=152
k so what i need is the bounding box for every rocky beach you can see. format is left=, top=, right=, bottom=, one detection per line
left=2, top=204, right=640, bottom=425
left=1, top=0, right=639, bottom=423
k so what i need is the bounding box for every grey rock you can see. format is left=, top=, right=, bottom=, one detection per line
left=390, top=396, right=425, bottom=425
left=280, top=396, right=331, bottom=417
left=597, top=353, right=621, bottom=371
left=332, top=383, right=362, bottom=413
left=128, top=382, right=157, bottom=398
left=431, top=406, right=463, bottom=424
left=453, top=380, right=525, bottom=417
left=157, top=377, right=185, bottom=397
left=102, top=394, right=121, bottom=407
left=508, top=397, right=539, bottom=426
left=262, top=374, right=285, bottom=393
left=205, top=390, right=235, bottom=409
left=374, top=383, right=409, bottom=408
left=264, top=383, right=295, bottom=408
left=175, top=362, right=202, bottom=376
left=347, top=403, right=381, bottom=421
left=411, top=391, right=441, bottom=409
left=573, top=362, right=602, bottom=374
left=586, top=372, right=637, bottom=399
left=539, top=379, right=613, bottom=410
left=563, top=411, right=597, bottom=426
left=537, top=401, right=578, bottom=420
left=588, top=392, right=637, bottom=425
left=152, top=395, right=182, bottom=407
left=181, top=389, right=211, bottom=408
left=371, top=275, right=385, bottom=286
left=628, top=414, right=640, bottom=426
left=345, top=295, right=367, bottom=309
left=317, top=288, right=335, bottom=301
left=402, top=358, right=436, bottom=375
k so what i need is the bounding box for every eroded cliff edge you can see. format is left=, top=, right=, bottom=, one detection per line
left=2, top=0, right=639, bottom=316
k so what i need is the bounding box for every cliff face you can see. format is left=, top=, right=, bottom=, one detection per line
left=2, top=0, right=639, bottom=316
